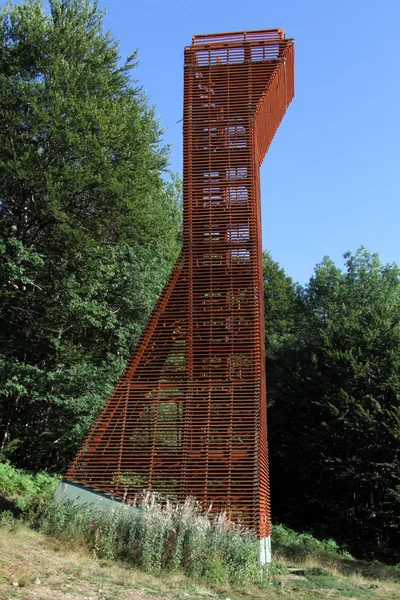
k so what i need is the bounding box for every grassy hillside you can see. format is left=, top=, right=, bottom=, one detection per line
left=1, top=516, right=400, bottom=600
left=1, top=463, right=400, bottom=599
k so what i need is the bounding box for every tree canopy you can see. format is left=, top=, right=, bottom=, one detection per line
left=266, top=248, right=400, bottom=562
left=0, top=0, right=181, bottom=470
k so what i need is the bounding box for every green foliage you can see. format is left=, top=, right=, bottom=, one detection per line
left=39, top=493, right=260, bottom=586
left=0, top=0, right=181, bottom=470
left=263, top=251, right=304, bottom=411
left=263, top=251, right=302, bottom=349
left=272, top=524, right=351, bottom=560
left=0, top=460, right=60, bottom=510
left=0, top=509, right=16, bottom=529
left=266, top=247, right=400, bottom=563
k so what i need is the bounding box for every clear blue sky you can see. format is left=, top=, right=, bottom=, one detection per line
left=102, top=0, right=399, bottom=285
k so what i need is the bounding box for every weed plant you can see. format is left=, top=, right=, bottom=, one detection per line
left=0, top=509, right=17, bottom=530
left=40, top=492, right=261, bottom=585
left=0, top=460, right=60, bottom=510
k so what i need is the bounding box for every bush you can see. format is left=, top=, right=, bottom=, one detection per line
left=40, top=492, right=261, bottom=585
left=0, top=460, right=60, bottom=511
left=272, top=524, right=352, bottom=560
left=0, top=510, right=17, bottom=530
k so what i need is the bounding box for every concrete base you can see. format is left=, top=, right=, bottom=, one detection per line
left=54, top=480, right=127, bottom=513
left=256, top=536, right=272, bottom=564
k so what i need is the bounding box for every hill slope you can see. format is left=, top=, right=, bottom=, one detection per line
left=1, top=521, right=400, bottom=600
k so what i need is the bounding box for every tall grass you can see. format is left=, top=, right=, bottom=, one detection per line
left=40, top=492, right=262, bottom=585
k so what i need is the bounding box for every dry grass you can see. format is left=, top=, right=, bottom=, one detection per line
left=1, top=521, right=400, bottom=600
left=0, top=523, right=245, bottom=600
left=271, top=550, right=400, bottom=600
left=274, top=546, right=400, bottom=583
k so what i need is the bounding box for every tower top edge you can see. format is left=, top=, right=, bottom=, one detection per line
left=191, top=29, right=287, bottom=47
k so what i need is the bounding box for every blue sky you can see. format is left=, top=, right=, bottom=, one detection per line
left=102, top=0, right=399, bottom=285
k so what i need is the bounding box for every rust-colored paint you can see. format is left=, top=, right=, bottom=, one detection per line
left=65, top=29, right=295, bottom=539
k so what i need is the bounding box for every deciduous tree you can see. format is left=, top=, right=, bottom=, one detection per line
left=0, top=0, right=181, bottom=470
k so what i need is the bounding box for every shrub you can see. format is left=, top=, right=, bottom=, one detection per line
left=0, top=460, right=60, bottom=511
left=40, top=492, right=261, bottom=585
left=0, top=509, right=17, bottom=530
left=272, top=523, right=352, bottom=560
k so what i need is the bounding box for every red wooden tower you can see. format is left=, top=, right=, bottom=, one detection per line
left=62, top=29, right=294, bottom=560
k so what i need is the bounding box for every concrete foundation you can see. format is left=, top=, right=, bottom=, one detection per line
left=256, top=536, right=272, bottom=564
left=54, top=480, right=127, bottom=512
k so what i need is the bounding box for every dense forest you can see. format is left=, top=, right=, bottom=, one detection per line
left=264, top=250, right=400, bottom=563
left=1, top=0, right=400, bottom=564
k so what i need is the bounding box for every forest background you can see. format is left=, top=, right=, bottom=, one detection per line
left=1, top=0, right=400, bottom=565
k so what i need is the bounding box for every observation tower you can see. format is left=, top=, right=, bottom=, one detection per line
left=58, top=29, right=295, bottom=563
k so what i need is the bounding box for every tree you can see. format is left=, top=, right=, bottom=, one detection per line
left=263, top=251, right=303, bottom=407
left=267, top=248, right=400, bottom=562
left=0, top=0, right=181, bottom=470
